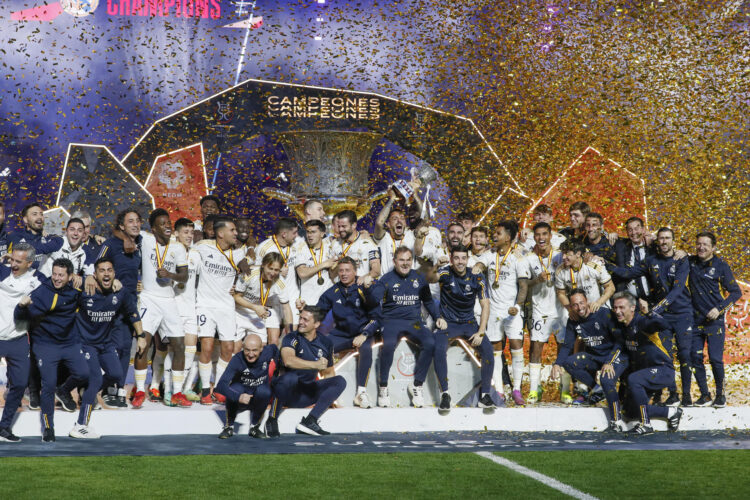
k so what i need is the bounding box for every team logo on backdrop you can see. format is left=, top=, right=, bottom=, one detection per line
left=396, top=352, right=416, bottom=377
left=158, top=160, right=187, bottom=190
left=216, top=101, right=234, bottom=125
left=61, top=0, right=99, bottom=17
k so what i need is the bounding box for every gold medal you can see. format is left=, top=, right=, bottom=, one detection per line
left=177, top=283, right=185, bottom=290
left=492, top=281, right=500, bottom=289
left=317, top=277, right=325, bottom=285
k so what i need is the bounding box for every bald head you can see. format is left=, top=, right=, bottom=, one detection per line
left=242, top=334, right=264, bottom=363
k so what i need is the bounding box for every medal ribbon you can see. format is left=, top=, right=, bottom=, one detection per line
left=308, top=241, right=325, bottom=282
left=155, top=241, right=169, bottom=269
left=341, top=233, right=359, bottom=257
left=272, top=235, right=290, bottom=264
left=216, top=242, right=238, bottom=272
left=494, top=245, right=514, bottom=285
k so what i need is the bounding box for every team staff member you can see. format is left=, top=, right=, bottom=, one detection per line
left=15, top=258, right=88, bottom=442
left=0, top=244, right=43, bottom=442
left=65, top=257, right=145, bottom=439
left=608, top=227, right=693, bottom=406
left=612, top=292, right=683, bottom=434
left=217, top=334, right=279, bottom=439
left=89, top=208, right=143, bottom=408
left=265, top=306, right=346, bottom=437
left=688, top=232, right=741, bottom=407
left=70, top=210, right=102, bottom=264
left=38, top=218, right=88, bottom=279
left=551, top=290, right=627, bottom=431
left=366, top=246, right=439, bottom=408
left=581, top=213, right=617, bottom=264
left=433, top=245, right=495, bottom=412
left=305, top=256, right=379, bottom=409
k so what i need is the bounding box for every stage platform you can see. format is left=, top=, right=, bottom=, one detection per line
left=10, top=404, right=750, bottom=437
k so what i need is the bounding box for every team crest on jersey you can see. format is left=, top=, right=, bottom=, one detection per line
left=465, top=284, right=471, bottom=292
left=38, top=358, right=43, bottom=367
left=262, top=362, right=267, bottom=370
left=85, top=352, right=91, bottom=360
left=317, top=349, right=323, bottom=358
left=594, top=322, right=600, bottom=330
left=355, top=298, right=360, bottom=307
left=86, top=298, right=94, bottom=308
left=669, top=264, right=675, bottom=274
left=709, top=268, right=715, bottom=276
left=393, top=283, right=400, bottom=290
left=112, top=295, right=118, bottom=305
left=412, top=279, right=419, bottom=289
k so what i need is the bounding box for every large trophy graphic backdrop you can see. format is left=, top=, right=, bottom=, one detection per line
left=264, top=130, right=387, bottom=219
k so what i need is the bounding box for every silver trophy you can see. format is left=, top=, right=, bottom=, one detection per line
left=394, top=162, right=438, bottom=219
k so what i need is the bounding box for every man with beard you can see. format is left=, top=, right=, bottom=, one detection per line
left=551, top=289, right=628, bottom=431
left=331, top=210, right=380, bottom=281
left=234, top=216, right=256, bottom=257
left=607, top=227, right=693, bottom=406
left=374, top=191, right=414, bottom=275
left=192, top=195, right=221, bottom=243
left=559, top=201, right=590, bottom=242
left=582, top=213, right=617, bottom=265
left=6, top=203, right=63, bottom=268
left=65, top=257, right=145, bottom=438
left=520, top=205, right=566, bottom=252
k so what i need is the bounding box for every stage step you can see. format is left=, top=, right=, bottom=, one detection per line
left=10, top=405, right=749, bottom=437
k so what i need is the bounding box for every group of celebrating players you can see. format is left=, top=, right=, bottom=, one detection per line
left=0, top=189, right=741, bottom=442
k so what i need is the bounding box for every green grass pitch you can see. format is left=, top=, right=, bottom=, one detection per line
left=3, top=450, right=747, bottom=498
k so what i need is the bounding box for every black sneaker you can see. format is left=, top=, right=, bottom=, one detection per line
left=668, top=407, right=683, bottom=431
left=102, top=394, right=117, bottom=407
left=42, top=428, right=56, bottom=442
left=55, top=388, right=77, bottom=412
left=114, top=396, right=128, bottom=408
left=0, top=427, right=21, bottom=442
left=296, top=415, right=330, bottom=436
left=713, top=394, right=726, bottom=408
left=682, top=394, right=693, bottom=407
left=218, top=425, right=234, bottom=439
left=248, top=425, right=266, bottom=439
left=695, top=394, right=713, bottom=407
left=478, top=393, right=496, bottom=409
left=664, top=393, right=681, bottom=407
left=28, top=391, right=40, bottom=410
left=265, top=417, right=280, bottom=438
left=438, top=392, right=451, bottom=414
left=628, top=422, right=654, bottom=435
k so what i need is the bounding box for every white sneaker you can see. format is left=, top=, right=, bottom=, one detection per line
left=377, top=387, right=390, bottom=407
left=69, top=423, right=100, bottom=439
left=354, top=391, right=372, bottom=409
left=408, top=383, right=424, bottom=408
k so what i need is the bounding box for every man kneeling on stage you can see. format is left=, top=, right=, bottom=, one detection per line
left=265, top=306, right=346, bottom=437
left=217, top=334, right=279, bottom=439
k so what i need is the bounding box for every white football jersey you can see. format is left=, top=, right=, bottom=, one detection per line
left=331, top=233, right=379, bottom=278
left=295, top=241, right=336, bottom=305
left=554, top=261, right=612, bottom=307
left=486, top=248, right=523, bottom=309
left=174, top=246, right=199, bottom=318
left=376, top=229, right=415, bottom=275
left=255, top=236, right=301, bottom=301
left=520, top=249, right=566, bottom=319
left=140, top=232, right=187, bottom=298
left=235, top=268, right=288, bottom=321
left=520, top=229, right=566, bottom=252
left=0, top=268, right=42, bottom=340
left=195, top=240, right=246, bottom=310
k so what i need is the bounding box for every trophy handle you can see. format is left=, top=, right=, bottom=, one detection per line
left=261, top=187, right=297, bottom=204
left=367, top=190, right=389, bottom=204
